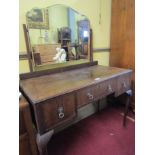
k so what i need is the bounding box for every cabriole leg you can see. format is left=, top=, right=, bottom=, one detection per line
left=36, top=130, right=54, bottom=155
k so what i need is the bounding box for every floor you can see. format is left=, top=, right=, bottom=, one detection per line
left=47, top=105, right=135, bottom=155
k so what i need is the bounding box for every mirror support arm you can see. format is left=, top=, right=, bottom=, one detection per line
left=90, top=29, right=93, bottom=62
left=23, top=24, right=33, bottom=72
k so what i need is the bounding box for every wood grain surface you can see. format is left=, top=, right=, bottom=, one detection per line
left=20, top=65, right=132, bottom=104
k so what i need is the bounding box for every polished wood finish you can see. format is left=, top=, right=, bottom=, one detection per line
left=23, top=24, right=33, bottom=72
left=110, top=0, right=135, bottom=70
left=19, top=96, right=38, bottom=155
left=20, top=61, right=98, bottom=80
left=110, top=0, right=135, bottom=106
left=20, top=65, right=132, bottom=155
left=35, top=93, right=77, bottom=134
left=20, top=65, right=131, bottom=104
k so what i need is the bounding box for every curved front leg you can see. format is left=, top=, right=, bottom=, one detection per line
left=36, top=130, right=54, bottom=155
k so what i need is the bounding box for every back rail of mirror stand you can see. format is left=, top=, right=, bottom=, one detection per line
left=20, top=61, right=98, bottom=80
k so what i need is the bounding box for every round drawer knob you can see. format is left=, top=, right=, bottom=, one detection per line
left=87, top=93, right=94, bottom=100
left=58, top=106, right=65, bottom=119
left=58, top=112, right=65, bottom=119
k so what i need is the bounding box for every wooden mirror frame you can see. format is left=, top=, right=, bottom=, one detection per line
left=22, top=7, right=93, bottom=73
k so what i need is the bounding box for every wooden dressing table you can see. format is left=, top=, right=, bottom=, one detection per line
left=20, top=62, right=132, bottom=155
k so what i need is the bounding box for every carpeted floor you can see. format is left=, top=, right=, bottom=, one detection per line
left=47, top=106, right=135, bottom=155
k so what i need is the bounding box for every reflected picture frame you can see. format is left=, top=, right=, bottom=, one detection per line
left=26, top=8, right=49, bottom=29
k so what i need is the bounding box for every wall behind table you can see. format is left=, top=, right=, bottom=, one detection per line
left=19, top=0, right=112, bottom=73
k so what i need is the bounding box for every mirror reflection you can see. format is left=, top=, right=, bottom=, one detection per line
left=26, top=4, right=90, bottom=70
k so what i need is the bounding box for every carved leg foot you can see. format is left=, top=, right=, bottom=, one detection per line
left=123, top=90, right=132, bottom=127
left=36, top=130, right=54, bottom=155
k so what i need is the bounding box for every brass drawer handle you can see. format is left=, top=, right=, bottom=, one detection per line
left=108, top=84, right=113, bottom=92
left=58, top=107, right=65, bottom=119
left=87, top=93, right=94, bottom=100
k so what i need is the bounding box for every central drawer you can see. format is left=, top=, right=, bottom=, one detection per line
left=34, top=93, right=77, bottom=134
left=98, top=78, right=117, bottom=97
left=77, top=84, right=100, bottom=107
left=77, top=78, right=117, bottom=107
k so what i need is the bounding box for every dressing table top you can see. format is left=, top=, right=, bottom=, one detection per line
left=20, top=65, right=132, bottom=104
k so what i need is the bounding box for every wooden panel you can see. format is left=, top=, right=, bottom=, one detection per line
left=19, top=97, right=38, bottom=155
left=77, top=78, right=117, bottom=107
left=20, top=65, right=132, bottom=104
left=110, top=0, right=135, bottom=73
left=110, top=0, right=135, bottom=106
left=19, top=133, right=32, bottom=155
left=98, top=78, right=117, bottom=97
left=19, top=109, right=26, bottom=135
left=34, top=93, right=77, bottom=134
left=77, top=84, right=100, bottom=107
left=19, top=61, right=98, bottom=80
left=23, top=24, right=33, bottom=72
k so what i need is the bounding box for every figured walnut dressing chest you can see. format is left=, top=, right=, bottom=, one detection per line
left=20, top=62, right=132, bottom=155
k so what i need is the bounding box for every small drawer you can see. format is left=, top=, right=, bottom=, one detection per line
left=34, top=93, right=76, bottom=134
left=77, top=85, right=100, bottom=107
left=116, top=73, right=131, bottom=96
left=98, top=78, right=117, bottom=97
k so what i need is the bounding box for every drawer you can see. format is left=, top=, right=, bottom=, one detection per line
left=115, top=73, right=131, bottom=96
left=98, top=78, right=117, bottom=97
left=34, top=93, right=76, bottom=134
left=77, top=84, right=101, bottom=107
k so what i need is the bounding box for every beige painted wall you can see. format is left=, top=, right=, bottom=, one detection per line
left=19, top=0, right=112, bottom=73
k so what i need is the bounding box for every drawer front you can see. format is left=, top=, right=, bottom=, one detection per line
left=77, top=85, right=100, bottom=107
left=77, top=79, right=117, bottom=107
left=98, top=78, right=117, bottom=97
left=34, top=93, right=76, bottom=134
left=116, top=73, right=131, bottom=96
